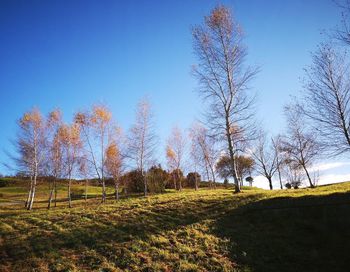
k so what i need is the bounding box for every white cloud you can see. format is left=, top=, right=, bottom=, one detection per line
left=308, top=162, right=350, bottom=173
left=318, top=173, right=350, bottom=186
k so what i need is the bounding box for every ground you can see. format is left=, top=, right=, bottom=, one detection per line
left=0, top=181, right=350, bottom=271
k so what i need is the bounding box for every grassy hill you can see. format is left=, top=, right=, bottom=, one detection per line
left=0, top=182, right=350, bottom=271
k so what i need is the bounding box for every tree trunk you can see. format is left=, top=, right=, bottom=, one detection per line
left=225, top=118, right=240, bottom=193
left=101, top=179, right=106, bottom=203
left=115, top=179, right=119, bottom=201
left=85, top=179, right=88, bottom=202
left=143, top=172, right=147, bottom=197
left=173, top=176, right=177, bottom=191
left=195, top=175, right=198, bottom=191
left=177, top=169, right=182, bottom=191
left=277, top=166, right=283, bottom=189
left=54, top=179, right=57, bottom=207
left=68, top=178, right=72, bottom=208
left=25, top=176, right=33, bottom=208
left=303, top=165, right=315, bottom=188
left=48, top=178, right=54, bottom=209
left=268, top=177, right=273, bottom=190
left=27, top=174, right=37, bottom=210
left=209, top=166, right=216, bottom=189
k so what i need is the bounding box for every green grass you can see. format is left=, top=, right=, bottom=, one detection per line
left=0, top=182, right=350, bottom=271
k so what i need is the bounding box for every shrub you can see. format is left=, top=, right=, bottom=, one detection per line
left=146, top=165, right=169, bottom=193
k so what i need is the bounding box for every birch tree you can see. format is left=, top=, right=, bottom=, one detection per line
left=166, top=126, right=186, bottom=191
left=105, top=127, right=124, bottom=200
left=281, top=106, right=320, bottom=188
left=15, top=108, right=47, bottom=210
left=192, top=5, right=258, bottom=192
left=59, top=123, right=82, bottom=208
left=299, top=44, right=350, bottom=156
left=128, top=98, right=157, bottom=196
left=47, top=109, right=63, bottom=209
left=250, top=133, right=278, bottom=190
left=272, top=135, right=285, bottom=190
left=75, top=105, right=113, bottom=203
left=189, top=123, right=217, bottom=188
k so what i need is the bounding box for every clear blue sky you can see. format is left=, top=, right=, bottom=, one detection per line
left=0, top=0, right=342, bottom=176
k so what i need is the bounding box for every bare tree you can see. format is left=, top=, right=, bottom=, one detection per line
left=166, top=126, right=186, bottom=191
left=46, top=109, right=63, bottom=209
left=189, top=124, right=204, bottom=191
left=105, top=127, right=124, bottom=200
left=12, top=108, right=47, bottom=210
left=333, top=0, right=350, bottom=45
left=75, top=105, right=113, bottom=203
left=300, top=44, right=350, bottom=156
left=250, top=132, right=278, bottom=190
left=272, top=135, right=285, bottom=190
left=281, top=106, right=320, bottom=188
left=128, top=98, right=157, bottom=196
left=78, top=154, right=90, bottom=203
left=189, top=123, right=217, bottom=188
left=192, top=5, right=258, bottom=192
left=58, top=123, right=82, bottom=208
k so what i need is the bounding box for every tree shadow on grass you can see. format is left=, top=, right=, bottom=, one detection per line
left=0, top=192, right=264, bottom=271
left=213, top=191, right=350, bottom=272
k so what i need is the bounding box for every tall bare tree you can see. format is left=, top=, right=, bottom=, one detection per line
left=281, top=106, right=320, bottom=188
left=166, top=126, right=186, bottom=191
left=300, top=44, right=350, bottom=156
left=192, top=5, right=258, bottom=192
left=128, top=98, right=157, bottom=196
left=250, top=132, right=278, bottom=190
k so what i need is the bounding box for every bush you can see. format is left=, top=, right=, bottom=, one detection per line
left=186, top=172, right=201, bottom=189
left=122, top=170, right=144, bottom=193
left=0, top=178, right=10, bottom=187
left=146, top=165, right=169, bottom=193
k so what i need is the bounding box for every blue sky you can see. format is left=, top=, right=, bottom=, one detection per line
left=0, top=0, right=348, bottom=185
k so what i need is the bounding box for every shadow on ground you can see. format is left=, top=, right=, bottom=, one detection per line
left=213, top=191, right=350, bottom=272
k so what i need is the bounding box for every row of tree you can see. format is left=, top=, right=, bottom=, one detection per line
left=11, top=99, right=253, bottom=210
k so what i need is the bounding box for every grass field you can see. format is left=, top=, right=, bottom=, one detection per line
left=0, top=181, right=350, bottom=271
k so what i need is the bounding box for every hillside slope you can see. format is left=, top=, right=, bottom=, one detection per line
left=0, top=183, right=350, bottom=271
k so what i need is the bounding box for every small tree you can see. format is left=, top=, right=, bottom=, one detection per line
left=58, top=123, right=82, bottom=208
left=189, top=123, right=217, bottom=188
left=281, top=106, right=320, bottom=188
left=272, top=135, right=285, bottom=189
left=166, top=126, right=186, bottom=191
left=146, top=165, right=168, bottom=193
left=105, top=129, right=124, bottom=200
left=128, top=98, right=157, bottom=196
left=251, top=132, right=278, bottom=190
left=245, top=176, right=254, bottom=187
left=13, top=108, right=47, bottom=210
left=46, top=109, right=63, bottom=209
left=75, top=104, right=114, bottom=203
left=186, top=172, right=201, bottom=190
left=216, top=155, right=254, bottom=186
